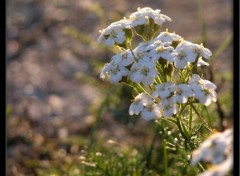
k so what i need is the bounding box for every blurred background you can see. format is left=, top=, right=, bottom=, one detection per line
left=7, top=0, right=233, bottom=175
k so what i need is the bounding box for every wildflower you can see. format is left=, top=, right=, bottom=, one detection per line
left=174, top=84, right=193, bottom=104
left=129, top=57, right=158, bottom=86
left=129, top=7, right=171, bottom=27
left=173, top=41, right=199, bottom=69
left=98, top=20, right=130, bottom=46
left=149, top=45, right=175, bottom=62
left=146, top=40, right=172, bottom=51
left=112, top=50, right=134, bottom=67
left=189, top=74, right=217, bottom=106
left=160, top=96, right=178, bottom=118
left=152, top=82, right=175, bottom=99
left=197, top=154, right=233, bottom=176
left=129, top=93, right=152, bottom=115
left=133, top=41, right=153, bottom=60
left=193, top=43, right=212, bottom=60
left=154, top=31, right=182, bottom=43
left=191, top=128, right=233, bottom=165
left=100, top=58, right=128, bottom=83
left=191, top=129, right=233, bottom=176
left=141, top=103, right=162, bottom=121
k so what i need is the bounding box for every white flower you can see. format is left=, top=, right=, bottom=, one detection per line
left=197, top=154, right=233, bottom=176
left=189, top=74, right=217, bottom=106
left=149, top=45, right=175, bottom=62
left=152, top=82, right=175, bottom=99
left=141, top=104, right=162, bottom=121
left=112, top=50, right=134, bottom=67
left=193, top=43, right=212, bottom=60
left=129, top=7, right=171, bottom=27
left=133, top=41, right=152, bottom=60
left=129, top=93, right=152, bottom=115
left=98, top=20, right=130, bottom=46
left=100, top=58, right=128, bottom=83
left=191, top=128, right=233, bottom=165
left=129, top=57, right=158, bottom=86
left=145, top=40, right=172, bottom=51
left=191, top=129, right=233, bottom=176
left=155, top=31, right=182, bottom=43
left=174, top=84, right=193, bottom=104
left=120, top=50, right=135, bottom=66
left=173, top=41, right=198, bottom=69
left=160, top=96, right=178, bottom=118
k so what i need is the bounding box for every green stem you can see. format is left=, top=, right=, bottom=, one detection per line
left=191, top=104, right=213, bottom=132
left=176, top=116, right=188, bottom=141
left=128, top=43, right=138, bottom=62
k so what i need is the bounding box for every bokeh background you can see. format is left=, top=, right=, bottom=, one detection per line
left=7, top=0, right=233, bottom=175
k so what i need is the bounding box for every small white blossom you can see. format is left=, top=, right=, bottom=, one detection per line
left=149, top=45, right=175, bottom=62
left=173, top=41, right=199, bottom=69
left=160, top=96, right=178, bottom=118
left=193, top=43, right=212, bottom=60
left=174, top=84, right=193, bottom=104
left=129, top=57, right=158, bottom=86
left=100, top=58, right=128, bottom=83
left=191, top=128, right=233, bottom=165
left=155, top=31, right=182, bottom=43
left=129, top=93, right=153, bottom=115
left=172, top=41, right=211, bottom=69
left=141, top=104, right=162, bottom=121
left=112, top=50, right=134, bottom=67
left=198, top=154, right=233, bottom=176
left=191, top=129, right=233, bottom=176
left=133, top=41, right=153, bottom=60
left=129, top=7, right=171, bottom=27
left=189, top=74, right=217, bottom=106
left=98, top=20, right=130, bottom=46
left=120, top=50, right=135, bottom=66
left=145, top=40, right=172, bottom=51
left=152, top=82, right=175, bottom=99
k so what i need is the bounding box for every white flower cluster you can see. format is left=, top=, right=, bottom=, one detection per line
left=191, top=128, right=233, bottom=176
left=98, top=7, right=217, bottom=121
left=100, top=34, right=212, bottom=84
left=129, top=74, right=217, bottom=120
left=98, top=7, right=171, bottom=46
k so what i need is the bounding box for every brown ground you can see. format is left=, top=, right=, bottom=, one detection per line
left=7, top=0, right=232, bottom=175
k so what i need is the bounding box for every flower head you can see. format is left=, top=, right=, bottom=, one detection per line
left=129, top=7, right=171, bottom=27
left=149, top=45, right=175, bottom=62
left=191, top=128, right=233, bottom=176
left=133, top=41, right=153, bottom=60
left=141, top=103, right=162, bottom=121
left=129, top=57, right=158, bottom=86
left=152, top=82, right=175, bottom=99
left=173, top=41, right=198, bottom=69
left=160, top=96, right=178, bottom=118
left=129, top=93, right=153, bottom=115
left=98, top=19, right=130, bottom=46
left=100, top=57, right=129, bottom=83
left=112, top=50, right=134, bottom=67
left=189, top=74, right=217, bottom=106
left=154, top=31, right=182, bottom=44
left=174, top=84, right=193, bottom=104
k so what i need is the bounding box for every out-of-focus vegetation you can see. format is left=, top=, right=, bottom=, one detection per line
left=7, top=0, right=232, bottom=175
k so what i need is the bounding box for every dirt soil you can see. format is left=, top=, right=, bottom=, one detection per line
left=7, top=0, right=232, bottom=175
